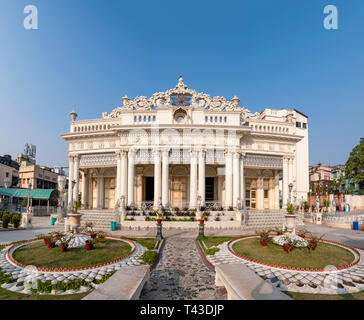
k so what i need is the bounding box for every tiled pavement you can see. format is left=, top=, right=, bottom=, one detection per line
left=140, top=237, right=227, bottom=300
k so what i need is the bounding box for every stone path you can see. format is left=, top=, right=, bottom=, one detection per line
left=140, top=237, right=226, bottom=300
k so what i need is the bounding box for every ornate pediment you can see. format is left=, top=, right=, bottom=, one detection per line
left=104, top=77, right=258, bottom=118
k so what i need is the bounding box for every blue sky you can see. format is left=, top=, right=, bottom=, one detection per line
left=0, top=0, right=363, bottom=168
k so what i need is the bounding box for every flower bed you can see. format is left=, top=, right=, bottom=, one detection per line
left=7, top=236, right=136, bottom=272
left=228, top=236, right=360, bottom=272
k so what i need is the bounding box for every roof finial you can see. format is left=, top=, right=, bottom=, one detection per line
left=177, top=76, right=187, bottom=89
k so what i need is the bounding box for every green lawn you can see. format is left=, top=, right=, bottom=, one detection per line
left=285, top=290, right=364, bottom=300
left=200, top=237, right=237, bottom=248
left=127, top=238, right=158, bottom=250
left=0, top=286, right=90, bottom=300
left=232, top=238, right=354, bottom=269
left=12, top=239, right=132, bottom=269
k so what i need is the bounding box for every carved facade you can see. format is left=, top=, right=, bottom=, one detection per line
left=62, top=78, right=309, bottom=211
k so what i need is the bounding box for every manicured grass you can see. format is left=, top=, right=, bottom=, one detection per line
left=200, top=237, right=236, bottom=248
left=232, top=238, right=355, bottom=269
left=285, top=290, right=364, bottom=300
left=127, top=238, right=158, bottom=250
left=0, top=286, right=90, bottom=300
left=12, top=239, right=132, bottom=269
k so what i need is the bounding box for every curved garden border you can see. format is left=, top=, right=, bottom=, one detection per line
left=6, top=235, right=136, bottom=272
left=227, top=235, right=361, bottom=273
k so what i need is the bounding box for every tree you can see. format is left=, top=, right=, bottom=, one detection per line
left=345, top=138, right=364, bottom=194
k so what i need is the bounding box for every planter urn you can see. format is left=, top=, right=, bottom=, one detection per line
left=285, top=214, right=297, bottom=234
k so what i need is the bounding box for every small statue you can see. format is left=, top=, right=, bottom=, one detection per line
left=315, top=198, right=320, bottom=213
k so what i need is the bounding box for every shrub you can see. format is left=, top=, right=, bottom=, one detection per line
left=141, top=250, right=158, bottom=265
left=0, top=211, right=3, bottom=221
left=286, top=203, right=295, bottom=214
left=21, top=198, right=29, bottom=207
left=205, top=248, right=220, bottom=255
left=2, top=213, right=10, bottom=228
left=11, top=214, right=21, bottom=228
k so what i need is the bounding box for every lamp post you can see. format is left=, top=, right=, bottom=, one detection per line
left=309, top=187, right=312, bottom=213
left=288, top=183, right=293, bottom=205
left=69, top=179, right=76, bottom=211
left=27, top=183, right=32, bottom=213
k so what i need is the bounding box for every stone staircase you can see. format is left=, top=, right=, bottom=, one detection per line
left=245, top=210, right=304, bottom=231
left=79, top=210, right=118, bottom=230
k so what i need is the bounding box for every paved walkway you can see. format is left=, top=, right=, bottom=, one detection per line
left=140, top=236, right=227, bottom=300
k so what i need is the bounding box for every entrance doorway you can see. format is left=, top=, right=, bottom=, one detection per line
left=205, top=177, right=214, bottom=201
left=171, top=176, right=187, bottom=208
left=104, top=178, right=116, bottom=209
left=245, top=179, right=257, bottom=209
left=145, top=177, right=154, bottom=201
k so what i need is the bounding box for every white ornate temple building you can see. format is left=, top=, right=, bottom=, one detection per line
left=61, top=78, right=309, bottom=212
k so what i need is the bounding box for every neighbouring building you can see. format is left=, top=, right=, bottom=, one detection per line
left=18, top=165, right=59, bottom=190
left=61, top=77, right=309, bottom=211
left=16, top=153, right=36, bottom=167
left=0, top=155, right=19, bottom=188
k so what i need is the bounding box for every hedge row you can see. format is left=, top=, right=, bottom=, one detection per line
left=0, top=211, right=21, bottom=228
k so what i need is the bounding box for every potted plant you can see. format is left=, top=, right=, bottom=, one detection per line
left=85, top=239, right=95, bottom=251
left=156, top=211, right=163, bottom=224
left=96, top=231, right=106, bottom=242
left=285, top=203, right=297, bottom=234
left=58, top=235, right=72, bottom=253
left=307, top=235, right=324, bottom=251
left=297, top=229, right=311, bottom=239
left=83, top=222, right=96, bottom=238
left=274, top=228, right=284, bottom=235
left=46, top=237, right=56, bottom=249
left=257, top=229, right=271, bottom=246
left=72, top=199, right=82, bottom=214
left=200, top=213, right=207, bottom=225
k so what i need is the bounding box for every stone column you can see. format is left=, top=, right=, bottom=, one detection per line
left=127, top=149, right=135, bottom=207
left=121, top=150, right=128, bottom=200
left=257, top=176, right=264, bottom=210
left=162, top=149, right=169, bottom=208
left=116, top=151, right=122, bottom=199
left=198, top=150, right=206, bottom=207
left=88, top=174, right=93, bottom=209
left=282, top=157, right=289, bottom=208
left=190, top=150, right=198, bottom=208
left=81, top=171, right=88, bottom=207
left=154, top=149, right=161, bottom=209
left=97, top=175, right=103, bottom=209
left=225, top=151, right=233, bottom=208
left=233, top=152, right=240, bottom=209
left=217, top=175, right=223, bottom=204
left=269, top=178, right=274, bottom=209
left=240, top=155, right=245, bottom=208
left=67, top=155, right=74, bottom=209
left=73, top=155, right=80, bottom=202
left=274, top=170, right=280, bottom=209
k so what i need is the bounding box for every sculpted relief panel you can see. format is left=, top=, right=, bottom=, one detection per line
left=103, top=77, right=261, bottom=120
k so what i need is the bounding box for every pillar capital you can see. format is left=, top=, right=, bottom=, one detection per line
left=233, top=152, right=241, bottom=159
left=162, top=148, right=170, bottom=157
left=190, top=149, right=198, bottom=158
